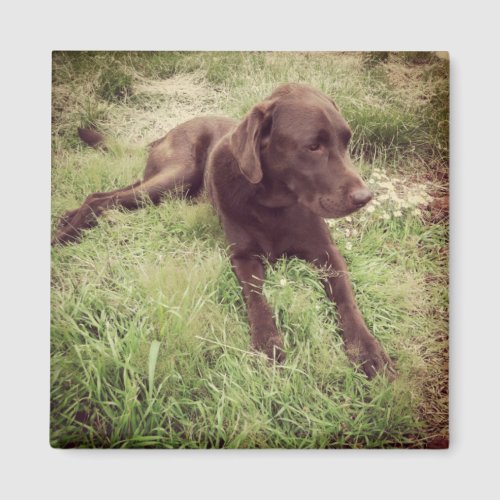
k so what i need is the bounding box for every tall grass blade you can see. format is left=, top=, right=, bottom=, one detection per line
left=148, top=340, right=161, bottom=397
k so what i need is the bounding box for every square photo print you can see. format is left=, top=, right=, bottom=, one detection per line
left=51, top=51, right=449, bottom=448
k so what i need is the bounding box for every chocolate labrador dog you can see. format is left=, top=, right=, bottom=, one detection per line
left=53, top=83, right=395, bottom=379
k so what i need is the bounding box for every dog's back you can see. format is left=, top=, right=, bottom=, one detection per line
left=143, top=116, right=237, bottom=184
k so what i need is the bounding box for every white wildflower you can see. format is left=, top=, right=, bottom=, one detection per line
left=409, top=194, right=425, bottom=205
left=366, top=205, right=376, bottom=213
left=381, top=212, right=390, bottom=220
left=379, top=181, right=395, bottom=191
left=280, top=278, right=287, bottom=287
left=345, top=242, right=353, bottom=251
left=389, top=192, right=401, bottom=203
left=345, top=216, right=352, bottom=222
left=393, top=210, right=402, bottom=217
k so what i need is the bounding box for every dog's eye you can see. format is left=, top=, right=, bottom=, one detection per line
left=307, top=144, right=321, bottom=152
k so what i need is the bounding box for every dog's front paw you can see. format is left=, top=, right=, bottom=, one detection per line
left=252, top=331, right=286, bottom=363
left=345, top=332, right=396, bottom=380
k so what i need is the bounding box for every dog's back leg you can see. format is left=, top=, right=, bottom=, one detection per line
left=52, top=162, right=201, bottom=245
left=56, top=180, right=143, bottom=229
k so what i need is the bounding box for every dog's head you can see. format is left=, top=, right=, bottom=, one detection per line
left=230, top=84, right=372, bottom=218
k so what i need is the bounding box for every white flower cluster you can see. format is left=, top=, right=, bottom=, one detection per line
left=365, top=168, right=433, bottom=220
left=325, top=167, right=434, bottom=250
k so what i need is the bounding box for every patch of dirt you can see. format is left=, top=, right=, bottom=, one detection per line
left=385, top=61, right=423, bottom=87
left=107, top=72, right=226, bottom=145
left=425, top=195, right=449, bottom=223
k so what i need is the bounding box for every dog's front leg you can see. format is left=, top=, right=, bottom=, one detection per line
left=231, top=255, right=285, bottom=362
left=306, top=244, right=396, bottom=379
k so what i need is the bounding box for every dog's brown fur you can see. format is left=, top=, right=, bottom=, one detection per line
left=53, top=83, right=395, bottom=379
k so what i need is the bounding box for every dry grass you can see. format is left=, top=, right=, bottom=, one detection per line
left=114, top=72, right=226, bottom=144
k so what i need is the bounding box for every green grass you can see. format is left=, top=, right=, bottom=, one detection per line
left=51, top=51, right=448, bottom=448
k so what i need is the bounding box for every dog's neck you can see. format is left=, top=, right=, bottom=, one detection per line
left=254, top=176, right=297, bottom=208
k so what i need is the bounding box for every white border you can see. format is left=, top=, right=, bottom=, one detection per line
left=2, top=1, right=500, bottom=498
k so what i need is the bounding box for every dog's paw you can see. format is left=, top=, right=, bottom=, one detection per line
left=51, top=227, right=80, bottom=246
left=345, top=333, right=396, bottom=381
left=252, top=333, right=286, bottom=364
left=51, top=204, right=102, bottom=246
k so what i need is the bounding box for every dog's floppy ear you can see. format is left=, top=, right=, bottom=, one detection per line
left=230, top=102, right=273, bottom=184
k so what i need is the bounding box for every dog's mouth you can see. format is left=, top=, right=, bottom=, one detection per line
left=309, top=195, right=367, bottom=219
left=286, top=176, right=372, bottom=219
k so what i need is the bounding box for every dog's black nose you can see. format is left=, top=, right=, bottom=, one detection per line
left=350, top=188, right=373, bottom=206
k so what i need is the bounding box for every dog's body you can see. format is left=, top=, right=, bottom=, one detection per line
left=53, top=83, right=394, bottom=379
